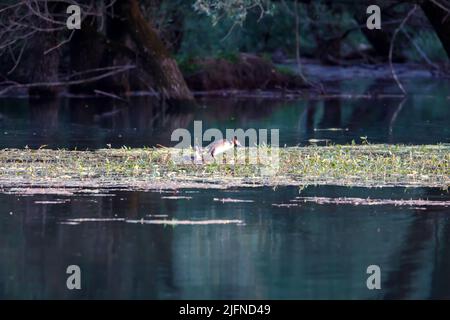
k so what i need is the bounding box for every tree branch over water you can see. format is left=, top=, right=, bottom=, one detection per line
left=389, top=4, right=418, bottom=95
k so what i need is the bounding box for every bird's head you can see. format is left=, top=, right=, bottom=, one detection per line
left=233, top=136, right=242, bottom=147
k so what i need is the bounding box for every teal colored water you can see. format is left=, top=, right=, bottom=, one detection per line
left=0, top=78, right=449, bottom=299
left=0, top=186, right=449, bottom=299
left=0, top=79, right=449, bottom=149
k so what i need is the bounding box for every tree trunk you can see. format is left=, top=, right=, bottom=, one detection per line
left=421, top=0, right=450, bottom=58
left=27, top=20, right=60, bottom=97
left=352, top=1, right=404, bottom=62
left=69, top=17, right=107, bottom=94
left=116, top=0, right=193, bottom=101
left=27, top=1, right=69, bottom=97
left=355, top=15, right=392, bottom=59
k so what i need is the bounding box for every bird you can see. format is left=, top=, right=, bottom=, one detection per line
left=180, top=145, right=203, bottom=164
left=191, top=145, right=204, bottom=163
left=207, top=136, right=242, bottom=161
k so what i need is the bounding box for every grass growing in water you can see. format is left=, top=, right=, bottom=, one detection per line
left=0, top=144, right=448, bottom=190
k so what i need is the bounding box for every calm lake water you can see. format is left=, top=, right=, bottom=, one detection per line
left=0, top=80, right=449, bottom=149
left=0, top=186, right=449, bottom=299
left=0, top=78, right=449, bottom=299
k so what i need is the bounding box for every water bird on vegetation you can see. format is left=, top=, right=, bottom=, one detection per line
left=191, top=145, right=203, bottom=163
left=181, top=146, right=204, bottom=164
left=182, top=145, right=203, bottom=164
left=207, top=136, right=242, bottom=160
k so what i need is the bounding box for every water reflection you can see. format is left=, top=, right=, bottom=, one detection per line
left=0, top=186, right=449, bottom=299
left=0, top=79, right=449, bottom=300
left=0, top=83, right=448, bottom=149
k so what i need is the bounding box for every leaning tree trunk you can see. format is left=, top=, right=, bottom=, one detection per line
left=116, top=0, right=193, bottom=101
left=420, top=0, right=450, bottom=58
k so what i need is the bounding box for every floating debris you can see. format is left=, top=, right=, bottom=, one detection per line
left=146, top=214, right=169, bottom=218
left=313, top=128, right=349, bottom=132
left=272, top=203, right=299, bottom=208
left=308, top=139, right=331, bottom=143
left=59, top=217, right=243, bottom=226
left=161, top=196, right=193, bottom=200
left=77, top=189, right=102, bottom=193
left=58, top=221, right=80, bottom=225
left=126, top=219, right=244, bottom=225
left=34, top=200, right=70, bottom=204
left=293, top=197, right=450, bottom=207
left=213, top=198, right=254, bottom=203
left=77, top=189, right=115, bottom=197
left=65, top=218, right=126, bottom=222
left=152, top=190, right=179, bottom=194
left=4, top=187, right=116, bottom=197
left=5, top=188, right=75, bottom=196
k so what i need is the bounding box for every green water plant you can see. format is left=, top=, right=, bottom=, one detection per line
left=0, top=144, right=448, bottom=191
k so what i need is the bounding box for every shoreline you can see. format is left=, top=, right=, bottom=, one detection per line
left=1, top=61, right=448, bottom=100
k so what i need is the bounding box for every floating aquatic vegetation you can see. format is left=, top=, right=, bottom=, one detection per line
left=34, top=200, right=70, bottom=204
left=0, top=145, right=448, bottom=190
left=65, top=218, right=126, bottom=222
left=60, top=217, right=244, bottom=226
left=146, top=214, right=169, bottom=218
left=58, top=221, right=80, bottom=225
left=272, top=203, right=300, bottom=208
left=161, top=196, right=193, bottom=200
left=151, top=190, right=179, bottom=194
left=5, top=188, right=75, bottom=196
left=293, top=197, right=450, bottom=207
left=126, top=219, right=244, bottom=225
left=308, top=139, right=331, bottom=143
left=213, top=198, right=254, bottom=203
left=313, top=128, right=349, bottom=132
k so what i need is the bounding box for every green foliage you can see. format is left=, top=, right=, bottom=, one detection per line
left=175, top=55, right=201, bottom=75
left=175, top=49, right=240, bottom=74
left=193, top=0, right=274, bottom=26
left=160, top=0, right=448, bottom=65
left=178, top=1, right=373, bottom=59
left=275, top=65, right=296, bottom=76
left=179, top=2, right=295, bottom=57
left=405, top=30, right=448, bottom=62
left=215, top=50, right=240, bottom=63
left=1, top=145, right=448, bottom=189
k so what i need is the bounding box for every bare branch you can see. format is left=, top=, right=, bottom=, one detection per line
left=0, top=65, right=136, bottom=96
left=389, top=4, right=418, bottom=95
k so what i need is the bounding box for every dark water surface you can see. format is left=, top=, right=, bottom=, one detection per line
left=0, top=186, right=449, bottom=299
left=0, top=78, right=449, bottom=299
left=0, top=80, right=449, bottom=149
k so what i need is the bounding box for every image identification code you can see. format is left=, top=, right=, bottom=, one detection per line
left=179, top=304, right=271, bottom=317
